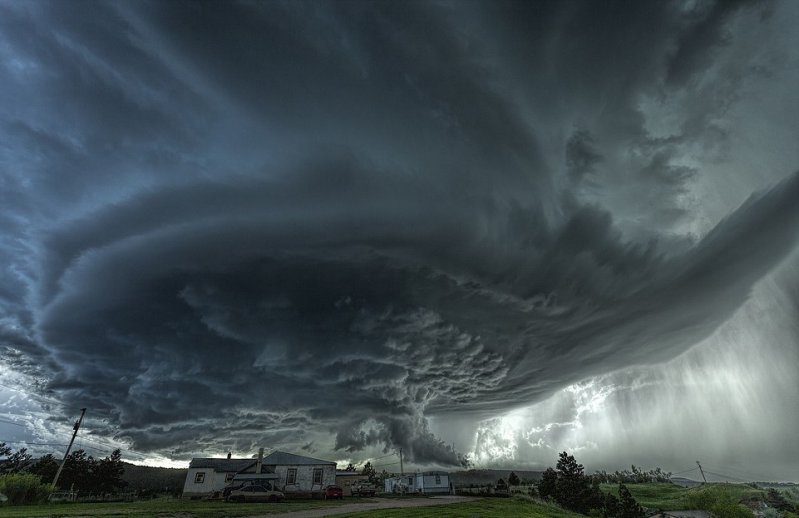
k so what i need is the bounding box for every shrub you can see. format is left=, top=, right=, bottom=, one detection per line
left=686, top=485, right=753, bottom=518
left=0, top=472, right=51, bottom=505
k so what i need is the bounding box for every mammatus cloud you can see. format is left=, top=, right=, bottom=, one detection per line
left=1, top=0, right=798, bottom=473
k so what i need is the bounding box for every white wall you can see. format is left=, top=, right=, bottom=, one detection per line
left=416, top=473, right=450, bottom=494
left=182, top=468, right=229, bottom=497
left=271, top=464, right=336, bottom=493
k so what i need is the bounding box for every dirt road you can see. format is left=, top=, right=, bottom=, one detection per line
left=245, top=496, right=478, bottom=518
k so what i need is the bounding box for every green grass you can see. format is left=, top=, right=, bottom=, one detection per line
left=600, top=482, right=690, bottom=510
left=601, top=482, right=775, bottom=517
left=0, top=496, right=584, bottom=518
left=0, top=497, right=358, bottom=518
left=334, top=496, right=585, bottom=518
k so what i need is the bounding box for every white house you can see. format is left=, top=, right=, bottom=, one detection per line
left=261, top=451, right=336, bottom=495
left=183, top=450, right=338, bottom=498
left=384, top=471, right=451, bottom=494
left=183, top=457, right=273, bottom=498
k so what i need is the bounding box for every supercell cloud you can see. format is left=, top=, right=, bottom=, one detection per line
left=1, top=1, right=798, bottom=476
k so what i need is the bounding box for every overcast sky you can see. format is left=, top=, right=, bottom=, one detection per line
left=1, top=0, right=798, bottom=480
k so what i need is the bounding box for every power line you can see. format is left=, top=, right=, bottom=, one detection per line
left=0, top=440, right=68, bottom=448
left=703, top=470, right=748, bottom=483
left=0, top=418, right=27, bottom=428
left=371, top=452, right=396, bottom=461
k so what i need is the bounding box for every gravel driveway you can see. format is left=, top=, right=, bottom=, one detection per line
left=245, top=496, right=479, bottom=518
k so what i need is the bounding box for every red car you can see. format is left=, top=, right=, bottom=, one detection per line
left=322, top=485, right=344, bottom=500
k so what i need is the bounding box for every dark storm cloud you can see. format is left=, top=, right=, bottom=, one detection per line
left=1, top=0, right=796, bottom=466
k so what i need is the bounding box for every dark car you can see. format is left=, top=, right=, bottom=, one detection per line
left=322, top=485, right=344, bottom=500
left=226, top=484, right=285, bottom=503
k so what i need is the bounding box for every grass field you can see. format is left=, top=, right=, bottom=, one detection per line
left=331, top=497, right=584, bottom=518
left=600, top=482, right=691, bottom=510
left=600, top=482, right=798, bottom=517
left=0, top=497, right=355, bottom=518
left=1, top=486, right=796, bottom=518
left=0, top=496, right=585, bottom=518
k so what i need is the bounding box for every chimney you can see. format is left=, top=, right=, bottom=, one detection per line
left=256, top=447, right=264, bottom=473
left=227, top=452, right=231, bottom=460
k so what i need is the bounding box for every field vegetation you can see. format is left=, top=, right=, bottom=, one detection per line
left=0, top=497, right=355, bottom=517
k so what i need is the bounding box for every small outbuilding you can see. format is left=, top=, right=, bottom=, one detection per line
left=384, top=471, right=451, bottom=494
left=335, top=470, right=371, bottom=491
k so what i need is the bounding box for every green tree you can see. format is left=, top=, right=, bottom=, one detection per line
left=556, top=451, right=593, bottom=513
left=508, top=471, right=520, bottom=486
left=344, top=463, right=357, bottom=472
left=57, top=449, right=93, bottom=491
left=0, top=446, right=33, bottom=474
left=603, top=492, right=620, bottom=518
left=93, top=449, right=126, bottom=493
left=538, top=467, right=557, bottom=500
left=361, top=461, right=376, bottom=483
left=28, top=454, right=59, bottom=483
left=618, top=484, right=645, bottom=518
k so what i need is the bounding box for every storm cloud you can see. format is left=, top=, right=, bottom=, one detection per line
left=1, top=0, right=798, bottom=473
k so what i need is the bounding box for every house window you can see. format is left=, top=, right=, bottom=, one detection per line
left=194, top=472, right=205, bottom=484
left=435, top=474, right=441, bottom=484
left=286, top=468, right=297, bottom=485
left=313, top=468, right=323, bottom=484
left=225, top=473, right=234, bottom=483
left=408, top=477, right=413, bottom=486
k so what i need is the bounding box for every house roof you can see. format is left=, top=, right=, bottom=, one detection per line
left=336, top=470, right=367, bottom=476
left=262, top=451, right=336, bottom=466
left=188, top=458, right=257, bottom=472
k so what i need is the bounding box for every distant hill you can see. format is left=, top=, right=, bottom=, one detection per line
left=450, top=468, right=543, bottom=487
left=121, top=462, right=187, bottom=494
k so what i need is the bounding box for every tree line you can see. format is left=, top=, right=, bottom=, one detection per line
left=538, top=451, right=646, bottom=518
left=590, top=465, right=672, bottom=484
left=0, top=442, right=126, bottom=502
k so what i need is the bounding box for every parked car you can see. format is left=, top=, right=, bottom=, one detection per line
left=350, top=482, right=376, bottom=497
left=322, top=485, right=344, bottom=500
left=225, top=484, right=285, bottom=503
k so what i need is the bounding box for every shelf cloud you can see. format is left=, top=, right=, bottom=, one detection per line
left=1, top=0, right=798, bottom=476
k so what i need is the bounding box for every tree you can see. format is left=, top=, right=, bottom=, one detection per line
left=361, top=461, right=376, bottom=483
left=547, top=452, right=603, bottom=514
left=0, top=447, right=32, bottom=474
left=538, top=467, right=557, bottom=500
left=617, top=484, right=645, bottom=518
left=376, top=469, right=391, bottom=486
left=344, top=463, right=357, bottom=472
left=603, top=492, right=620, bottom=518
left=496, top=477, right=508, bottom=490
left=93, top=449, right=126, bottom=493
left=508, top=471, right=520, bottom=486
left=28, top=454, right=59, bottom=484
left=56, top=449, right=93, bottom=491
left=556, top=451, right=592, bottom=513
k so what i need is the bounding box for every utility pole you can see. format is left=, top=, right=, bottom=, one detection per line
left=696, top=461, right=707, bottom=484
left=52, top=408, right=86, bottom=489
